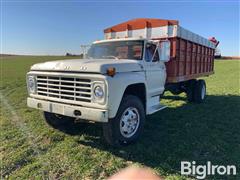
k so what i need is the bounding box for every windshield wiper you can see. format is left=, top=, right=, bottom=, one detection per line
left=102, top=55, right=119, bottom=60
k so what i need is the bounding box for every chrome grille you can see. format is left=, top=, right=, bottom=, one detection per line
left=36, top=76, right=92, bottom=102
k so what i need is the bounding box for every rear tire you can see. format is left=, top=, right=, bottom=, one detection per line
left=102, top=95, right=145, bottom=146
left=43, top=112, right=75, bottom=127
left=186, top=79, right=197, bottom=102
left=193, top=80, right=206, bottom=103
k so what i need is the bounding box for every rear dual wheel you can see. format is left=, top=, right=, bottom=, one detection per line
left=186, top=79, right=206, bottom=103
left=194, top=80, right=206, bottom=103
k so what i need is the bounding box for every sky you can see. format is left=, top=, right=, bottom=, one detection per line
left=1, top=1, right=240, bottom=56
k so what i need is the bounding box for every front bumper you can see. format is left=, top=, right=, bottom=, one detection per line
left=27, top=97, right=108, bottom=122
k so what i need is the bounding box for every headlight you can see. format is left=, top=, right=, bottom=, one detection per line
left=94, top=85, right=104, bottom=99
left=92, top=82, right=106, bottom=104
left=27, top=76, right=36, bottom=94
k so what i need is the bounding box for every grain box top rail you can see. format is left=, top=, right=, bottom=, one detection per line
left=104, top=18, right=216, bottom=49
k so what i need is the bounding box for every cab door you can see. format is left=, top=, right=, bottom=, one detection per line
left=144, top=42, right=166, bottom=100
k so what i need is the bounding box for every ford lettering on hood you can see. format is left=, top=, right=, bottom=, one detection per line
left=30, top=59, right=143, bottom=74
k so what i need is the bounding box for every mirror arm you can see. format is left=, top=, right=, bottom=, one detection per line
left=151, top=41, right=160, bottom=62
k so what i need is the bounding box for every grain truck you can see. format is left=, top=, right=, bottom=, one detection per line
left=26, top=18, right=218, bottom=146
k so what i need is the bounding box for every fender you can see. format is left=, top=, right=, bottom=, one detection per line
left=106, top=71, right=146, bottom=118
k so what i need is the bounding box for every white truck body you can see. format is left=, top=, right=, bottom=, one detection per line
left=27, top=38, right=168, bottom=123
left=27, top=18, right=213, bottom=145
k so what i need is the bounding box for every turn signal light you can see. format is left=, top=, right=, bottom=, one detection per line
left=107, top=67, right=116, bottom=77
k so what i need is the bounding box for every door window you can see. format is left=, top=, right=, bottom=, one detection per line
left=145, top=43, right=159, bottom=62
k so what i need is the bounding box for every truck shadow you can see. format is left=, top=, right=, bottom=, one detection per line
left=53, top=94, right=240, bottom=176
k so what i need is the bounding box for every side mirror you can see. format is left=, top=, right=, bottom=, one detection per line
left=158, top=40, right=170, bottom=62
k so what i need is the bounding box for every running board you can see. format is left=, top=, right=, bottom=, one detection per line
left=148, top=104, right=167, bottom=115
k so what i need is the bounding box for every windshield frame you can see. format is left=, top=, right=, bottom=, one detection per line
left=87, top=40, right=144, bottom=60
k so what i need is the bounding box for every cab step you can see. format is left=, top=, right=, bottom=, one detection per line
left=148, top=104, right=167, bottom=114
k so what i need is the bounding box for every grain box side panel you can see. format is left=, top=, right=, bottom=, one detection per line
left=165, top=37, right=178, bottom=80
left=165, top=37, right=215, bottom=83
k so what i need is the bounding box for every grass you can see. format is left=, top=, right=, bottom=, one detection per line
left=0, top=56, right=239, bottom=179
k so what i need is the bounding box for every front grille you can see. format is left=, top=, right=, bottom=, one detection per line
left=36, top=75, right=92, bottom=103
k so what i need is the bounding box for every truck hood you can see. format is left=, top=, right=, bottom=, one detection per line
left=30, top=59, right=143, bottom=74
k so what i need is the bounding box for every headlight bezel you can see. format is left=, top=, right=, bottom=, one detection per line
left=92, top=81, right=106, bottom=104
left=27, top=75, right=36, bottom=94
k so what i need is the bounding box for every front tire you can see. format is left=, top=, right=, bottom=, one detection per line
left=102, top=95, right=145, bottom=146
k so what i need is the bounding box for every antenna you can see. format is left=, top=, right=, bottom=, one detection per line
left=80, top=45, right=90, bottom=58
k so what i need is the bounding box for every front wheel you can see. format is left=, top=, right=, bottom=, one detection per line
left=102, top=95, right=145, bottom=146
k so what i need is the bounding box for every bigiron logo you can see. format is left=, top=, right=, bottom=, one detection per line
left=181, top=161, right=237, bottom=179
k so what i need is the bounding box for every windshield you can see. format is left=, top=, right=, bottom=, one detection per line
left=87, top=40, right=144, bottom=60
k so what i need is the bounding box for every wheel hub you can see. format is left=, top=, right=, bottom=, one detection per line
left=120, top=107, right=140, bottom=138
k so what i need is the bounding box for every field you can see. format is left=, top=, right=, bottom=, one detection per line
left=1, top=56, right=240, bottom=179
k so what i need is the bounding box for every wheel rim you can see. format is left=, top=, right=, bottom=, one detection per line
left=120, top=107, right=140, bottom=138
left=201, top=84, right=206, bottom=100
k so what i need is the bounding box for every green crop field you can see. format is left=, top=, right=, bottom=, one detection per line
left=1, top=56, right=240, bottom=179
